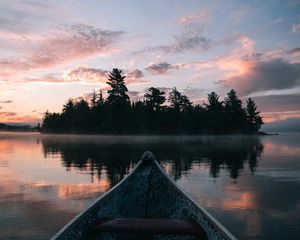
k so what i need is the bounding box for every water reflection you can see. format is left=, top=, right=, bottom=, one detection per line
left=1, top=133, right=300, bottom=240
left=41, top=135, right=264, bottom=184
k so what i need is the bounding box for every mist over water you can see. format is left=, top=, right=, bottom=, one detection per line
left=0, top=132, right=299, bottom=239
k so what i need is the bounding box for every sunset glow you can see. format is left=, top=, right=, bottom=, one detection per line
left=0, top=0, right=299, bottom=127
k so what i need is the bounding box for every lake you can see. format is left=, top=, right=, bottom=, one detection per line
left=0, top=132, right=299, bottom=240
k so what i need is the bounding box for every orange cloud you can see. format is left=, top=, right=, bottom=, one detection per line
left=0, top=112, right=41, bottom=124
left=262, top=110, right=300, bottom=123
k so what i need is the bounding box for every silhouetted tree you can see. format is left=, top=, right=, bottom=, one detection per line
left=91, top=90, right=97, bottom=108
left=205, top=92, right=224, bottom=133
left=72, top=99, right=90, bottom=132
left=106, top=68, right=130, bottom=105
left=91, top=89, right=104, bottom=108
left=168, top=87, right=192, bottom=112
left=41, top=68, right=264, bottom=135
left=246, top=98, right=263, bottom=133
left=144, top=87, right=166, bottom=111
left=224, top=89, right=246, bottom=133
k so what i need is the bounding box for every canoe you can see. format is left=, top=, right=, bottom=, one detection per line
left=50, top=151, right=237, bottom=240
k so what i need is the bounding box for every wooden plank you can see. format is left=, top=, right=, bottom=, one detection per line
left=89, top=218, right=207, bottom=237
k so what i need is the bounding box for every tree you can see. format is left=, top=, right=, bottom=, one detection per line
left=144, top=87, right=166, bottom=111
left=205, top=92, right=223, bottom=112
left=168, top=87, right=192, bottom=112
left=91, top=90, right=97, bottom=108
left=72, top=99, right=90, bottom=132
left=106, top=68, right=130, bottom=105
left=246, top=98, right=263, bottom=133
left=224, top=89, right=246, bottom=132
left=224, top=89, right=243, bottom=112
left=205, top=92, right=224, bottom=134
left=91, top=89, right=104, bottom=108
left=63, top=99, right=74, bottom=114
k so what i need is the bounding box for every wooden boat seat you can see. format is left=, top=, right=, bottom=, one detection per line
left=89, top=218, right=207, bottom=237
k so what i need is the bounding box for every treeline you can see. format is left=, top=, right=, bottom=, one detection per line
left=0, top=123, right=35, bottom=132
left=42, top=68, right=263, bottom=134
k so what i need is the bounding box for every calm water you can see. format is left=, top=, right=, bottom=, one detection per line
left=0, top=132, right=299, bottom=240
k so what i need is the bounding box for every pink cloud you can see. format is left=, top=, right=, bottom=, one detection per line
left=262, top=111, right=300, bottom=123
left=178, top=10, right=208, bottom=24
left=0, top=112, right=17, bottom=117
left=63, top=66, right=147, bottom=85
left=63, top=65, right=109, bottom=84
left=0, top=24, right=124, bottom=76
left=188, top=35, right=300, bottom=96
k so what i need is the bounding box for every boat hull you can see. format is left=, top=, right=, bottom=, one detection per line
left=51, top=152, right=236, bottom=240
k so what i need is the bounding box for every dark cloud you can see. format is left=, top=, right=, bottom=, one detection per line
left=251, top=93, right=300, bottom=112
left=242, top=52, right=263, bottom=61
left=287, top=47, right=300, bottom=55
left=125, top=69, right=149, bottom=85
left=125, top=69, right=144, bottom=79
left=127, top=91, right=144, bottom=102
left=139, top=24, right=211, bottom=54
left=145, top=62, right=178, bottom=75
left=214, top=79, right=227, bottom=85
left=19, top=67, right=147, bottom=85
left=228, top=59, right=300, bottom=95
left=0, top=100, right=13, bottom=103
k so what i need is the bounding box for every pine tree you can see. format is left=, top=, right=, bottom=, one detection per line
left=224, top=89, right=246, bottom=132
left=246, top=98, right=263, bottom=133
left=205, top=92, right=224, bottom=133
left=168, top=87, right=192, bottom=112
left=91, top=90, right=97, bottom=108
left=91, top=90, right=104, bottom=108
left=206, top=92, right=223, bottom=112
left=144, top=87, right=166, bottom=111
left=106, top=68, right=130, bottom=105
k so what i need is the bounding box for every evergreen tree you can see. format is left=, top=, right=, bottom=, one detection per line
left=168, top=87, right=192, bottom=112
left=144, top=87, right=166, bottom=111
left=63, top=99, right=74, bottom=114
left=224, top=89, right=246, bottom=133
left=91, top=90, right=97, bottom=108
left=72, top=99, right=90, bottom=132
left=246, top=98, right=263, bottom=133
left=62, top=99, right=74, bottom=132
left=40, top=67, right=264, bottom=135
left=97, top=90, right=104, bottom=106
left=106, top=68, right=130, bottom=105
left=205, top=92, right=224, bottom=133
left=91, top=89, right=104, bottom=108
left=205, top=92, right=223, bottom=112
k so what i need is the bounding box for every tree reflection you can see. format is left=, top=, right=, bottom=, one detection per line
left=41, top=136, right=263, bottom=185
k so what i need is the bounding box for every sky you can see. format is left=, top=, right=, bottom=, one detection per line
left=0, top=0, right=299, bottom=125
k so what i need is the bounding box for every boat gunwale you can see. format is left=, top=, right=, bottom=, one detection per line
left=50, top=160, right=144, bottom=240
left=153, top=160, right=237, bottom=240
